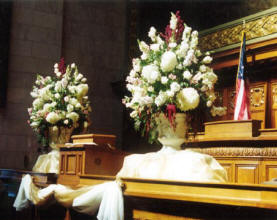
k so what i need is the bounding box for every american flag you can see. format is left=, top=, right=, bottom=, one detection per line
left=233, top=32, right=251, bottom=120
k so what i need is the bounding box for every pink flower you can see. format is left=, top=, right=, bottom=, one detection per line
left=27, top=108, right=32, bottom=115
left=169, top=74, right=176, bottom=80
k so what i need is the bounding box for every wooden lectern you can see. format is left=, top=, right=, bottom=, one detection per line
left=58, top=134, right=126, bottom=186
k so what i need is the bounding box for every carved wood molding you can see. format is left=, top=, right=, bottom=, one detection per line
left=199, top=9, right=277, bottom=51
left=189, top=147, right=277, bottom=157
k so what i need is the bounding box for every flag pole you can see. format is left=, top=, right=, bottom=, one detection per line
left=233, top=22, right=251, bottom=120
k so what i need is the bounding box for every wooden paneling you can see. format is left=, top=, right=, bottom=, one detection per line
left=261, top=160, right=277, bottom=183
left=66, top=155, right=77, bottom=174
left=235, top=163, right=259, bottom=184
left=250, top=82, right=267, bottom=128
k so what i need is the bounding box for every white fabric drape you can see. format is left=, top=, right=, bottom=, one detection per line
left=14, top=148, right=227, bottom=219
left=13, top=175, right=32, bottom=211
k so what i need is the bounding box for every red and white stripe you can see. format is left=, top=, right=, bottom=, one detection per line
left=234, top=79, right=250, bottom=120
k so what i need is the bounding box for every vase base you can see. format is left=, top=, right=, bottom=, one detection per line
left=158, top=137, right=185, bottom=151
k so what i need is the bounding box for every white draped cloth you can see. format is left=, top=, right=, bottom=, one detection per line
left=14, top=148, right=227, bottom=220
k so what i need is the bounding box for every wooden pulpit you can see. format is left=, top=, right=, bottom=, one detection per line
left=58, top=134, right=126, bottom=186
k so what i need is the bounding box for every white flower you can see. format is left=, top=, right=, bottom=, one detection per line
left=64, top=96, right=69, bottom=102
left=129, top=70, right=136, bottom=78
left=182, top=26, right=192, bottom=40
left=202, top=71, right=218, bottom=89
left=176, top=63, right=183, bottom=70
left=141, top=53, right=148, bottom=60
left=30, top=121, right=40, bottom=128
left=170, top=12, right=177, bottom=30
left=155, top=92, right=167, bottom=107
left=68, top=86, right=76, bottom=94
left=42, top=103, right=52, bottom=114
left=35, top=80, right=40, bottom=85
left=76, top=84, right=88, bottom=98
left=199, top=65, right=207, bottom=72
left=61, top=78, right=68, bottom=88
left=139, top=41, right=149, bottom=54
left=46, top=112, right=61, bottom=124
left=64, top=119, right=69, bottom=125
left=156, top=36, right=164, bottom=45
left=166, top=90, right=174, bottom=97
left=76, top=74, right=83, bottom=81
left=54, top=63, right=58, bottom=68
left=148, top=86, right=154, bottom=92
left=81, top=78, right=87, bottom=83
left=183, top=70, right=192, bottom=80
left=150, top=43, right=160, bottom=51
left=160, top=51, right=178, bottom=72
left=69, top=98, right=78, bottom=106
left=130, top=110, right=138, bottom=118
left=142, top=64, right=160, bottom=84
left=142, top=96, right=153, bottom=105
left=192, top=30, right=198, bottom=38
left=75, top=103, right=81, bottom=108
left=30, top=91, right=38, bottom=98
left=40, top=86, right=52, bottom=101
left=33, top=98, right=44, bottom=110
left=54, top=93, right=60, bottom=99
left=56, top=72, right=61, bottom=77
left=168, top=42, right=177, bottom=48
left=176, top=88, right=200, bottom=111
left=148, top=27, right=156, bottom=41
left=66, top=112, right=79, bottom=123
left=207, top=100, right=212, bottom=107
left=170, top=82, right=181, bottom=92
left=132, top=59, right=141, bottom=72
left=201, top=85, right=208, bottom=92
left=176, top=42, right=189, bottom=58
left=67, top=104, right=74, bottom=112
left=202, top=55, right=213, bottom=64
left=191, top=72, right=203, bottom=84
left=71, top=63, right=76, bottom=68
left=52, top=126, right=58, bottom=131
left=55, top=81, right=63, bottom=92
left=161, top=76, right=168, bottom=84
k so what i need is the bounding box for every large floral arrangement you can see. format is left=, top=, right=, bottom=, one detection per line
left=28, top=59, right=91, bottom=148
left=123, top=11, right=226, bottom=143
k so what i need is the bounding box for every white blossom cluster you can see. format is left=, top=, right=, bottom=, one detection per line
left=123, top=12, right=226, bottom=141
left=28, top=62, right=91, bottom=145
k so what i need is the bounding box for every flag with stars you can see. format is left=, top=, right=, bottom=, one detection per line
left=233, top=31, right=251, bottom=120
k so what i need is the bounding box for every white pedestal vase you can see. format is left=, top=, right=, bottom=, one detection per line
left=156, top=113, right=187, bottom=151
left=32, top=126, right=73, bottom=174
